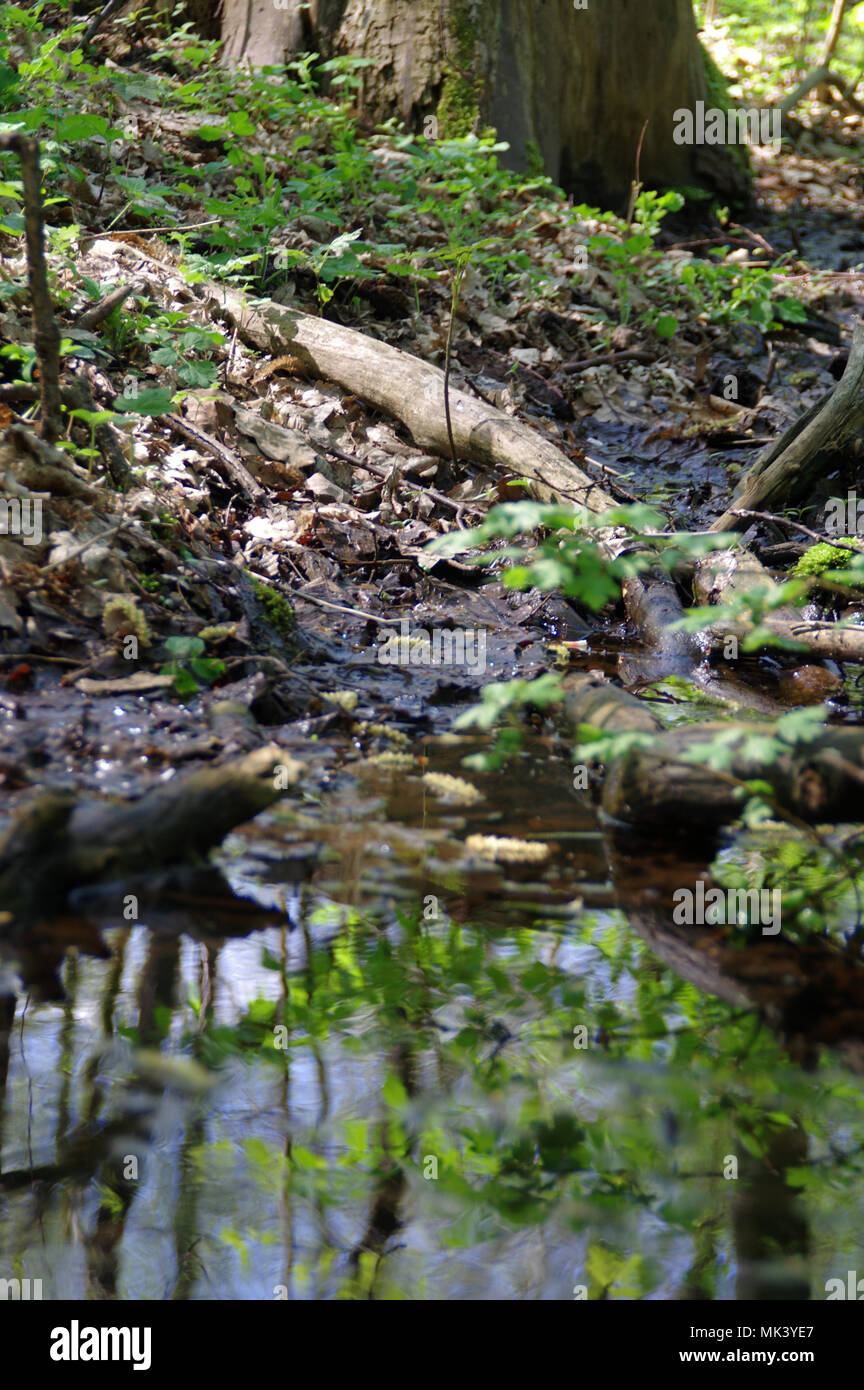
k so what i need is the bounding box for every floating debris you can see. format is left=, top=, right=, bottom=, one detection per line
left=422, top=772, right=483, bottom=805
left=323, top=689, right=359, bottom=713
left=364, top=751, right=416, bottom=769
left=465, top=834, right=551, bottom=864
left=352, top=721, right=411, bottom=747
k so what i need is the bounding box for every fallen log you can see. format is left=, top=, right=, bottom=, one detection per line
left=209, top=282, right=701, bottom=676
left=208, top=284, right=615, bottom=511
left=694, top=547, right=864, bottom=663
left=0, top=744, right=303, bottom=926
left=711, top=321, right=864, bottom=533
left=559, top=669, right=663, bottom=737
left=561, top=668, right=864, bottom=832
left=601, top=721, right=864, bottom=830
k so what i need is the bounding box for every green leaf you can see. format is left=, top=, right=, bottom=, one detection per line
left=56, top=112, right=109, bottom=142
left=113, top=387, right=176, bottom=417
left=228, top=110, right=256, bottom=136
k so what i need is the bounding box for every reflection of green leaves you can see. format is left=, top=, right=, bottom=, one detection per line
left=382, top=1073, right=408, bottom=1109
left=179, top=891, right=864, bottom=1294
left=586, top=1245, right=647, bottom=1300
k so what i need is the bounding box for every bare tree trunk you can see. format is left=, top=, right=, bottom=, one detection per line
left=819, top=0, right=849, bottom=67
left=219, top=0, right=750, bottom=205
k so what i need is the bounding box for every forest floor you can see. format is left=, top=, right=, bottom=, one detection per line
left=1, top=15, right=864, bottom=1008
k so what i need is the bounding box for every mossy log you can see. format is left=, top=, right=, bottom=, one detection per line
left=602, top=721, right=864, bottom=831
left=561, top=670, right=864, bottom=832
left=694, top=547, right=864, bottom=663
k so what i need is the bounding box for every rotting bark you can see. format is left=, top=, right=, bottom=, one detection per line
left=208, top=284, right=616, bottom=511
left=602, top=721, right=864, bottom=831
left=0, top=745, right=303, bottom=926
left=559, top=669, right=664, bottom=738
left=165, top=412, right=266, bottom=501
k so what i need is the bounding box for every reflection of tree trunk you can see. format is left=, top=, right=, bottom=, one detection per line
left=733, top=1122, right=811, bottom=1300
left=678, top=1212, right=722, bottom=1300
left=171, top=943, right=216, bottom=1300
left=170, top=1112, right=208, bottom=1300
left=0, top=992, right=14, bottom=1174
left=85, top=1155, right=137, bottom=1298
left=136, top=936, right=180, bottom=1047
left=276, top=921, right=295, bottom=1297
left=83, top=933, right=127, bottom=1125
left=56, top=951, right=79, bottom=1146
left=346, top=1040, right=415, bottom=1296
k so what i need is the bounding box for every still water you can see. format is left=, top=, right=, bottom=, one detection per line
left=1, top=741, right=863, bottom=1299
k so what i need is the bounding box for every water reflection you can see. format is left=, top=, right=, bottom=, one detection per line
left=1, top=740, right=863, bottom=1299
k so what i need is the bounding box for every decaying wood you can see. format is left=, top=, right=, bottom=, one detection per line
left=74, top=278, right=145, bottom=332
left=211, top=283, right=703, bottom=677
left=165, top=412, right=266, bottom=501
left=0, top=745, right=303, bottom=925
left=618, top=570, right=700, bottom=679
left=559, top=669, right=663, bottom=736
left=711, top=322, right=864, bottom=532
